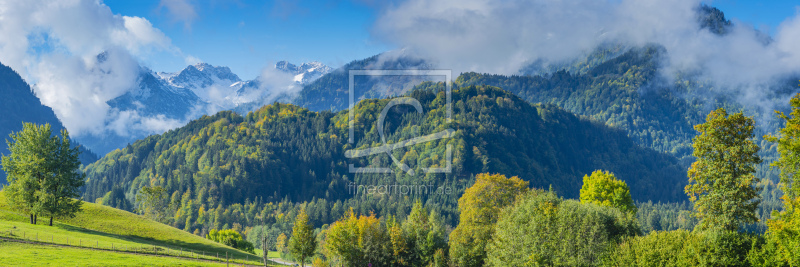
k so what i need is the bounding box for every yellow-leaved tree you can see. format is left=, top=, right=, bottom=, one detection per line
left=449, top=173, right=529, bottom=267
left=579, top=170, right=637, bottom=214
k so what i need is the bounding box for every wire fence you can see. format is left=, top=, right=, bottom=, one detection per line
left=0, top=226, right=273, bottom=266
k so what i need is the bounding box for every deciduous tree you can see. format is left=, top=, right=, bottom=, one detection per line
left=764, top=91, right=800, bottom=265
left=580, top=170, right=637, bottom=214
left=41, top=129, right=85, bottom=226
left=686, top=108, right=761, bottom=231
left=289, top=209, right=317, bottom=266
left=449, top=173, right=528, bottom=267
left=2, top=123, right=84, bottom=226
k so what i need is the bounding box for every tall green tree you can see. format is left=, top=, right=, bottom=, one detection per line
left=289, top=209, right=317, bottom=266
left=2, top=123, right=55, bottom=224
left=449, top=173, right=529, bottom=267
left=764, top=91, right=800, bottom=265
left=2, top=123, right=84, bottom=226
left=685, top=108, right=761, bottom=231
left=580, top=170, right=637, bottom=214
left=402, top=200, right=448, bottom=266
left=40, top=129, right=85, bottom=226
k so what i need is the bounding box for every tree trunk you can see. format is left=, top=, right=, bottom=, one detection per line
left=30, top=214, right=34, bottom=224
left=49, top=217, right=53, bottom=226
left=34, top=214, right=37, bottom=224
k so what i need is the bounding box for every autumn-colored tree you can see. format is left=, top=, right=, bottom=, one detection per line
left=386, top=215, right=410, bottom=266
left=324, top=209, right=391, bottom=266
left=686, top=108, right=761, bottom=231
left=276, top=233, right=288, bottom=259
left=580, top=170, right=637, bottom=214
left=289, top=209, right=317, bottom=266
left=449, top=173, right=529, bottom=267
left=764, top=92, right=800, bottom=265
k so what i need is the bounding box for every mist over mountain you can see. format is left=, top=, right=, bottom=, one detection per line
left=0, top=62, right=98, bottom=183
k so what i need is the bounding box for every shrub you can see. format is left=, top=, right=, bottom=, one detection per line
left=486, top=190, right=639, bottom=266
left=206, top=229, right=255, bottom=254
left=605, top=229, right=764, bottom=267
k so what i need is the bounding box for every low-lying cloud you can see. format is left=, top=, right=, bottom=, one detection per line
left=373, top=0, right=800, bottom=112
left=0, top=0, right=177, bottom=137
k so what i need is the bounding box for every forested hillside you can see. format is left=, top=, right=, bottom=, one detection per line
left=457, top=45, right=708, bottom=162
left=83, top=84, right=685, bottom=234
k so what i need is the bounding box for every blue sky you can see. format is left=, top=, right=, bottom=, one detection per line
left=104, top=0, right=392, bottom=79
left=712, top=0, right=800, bottom=35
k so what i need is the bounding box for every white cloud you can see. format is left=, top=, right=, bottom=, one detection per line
left=32, top=48, right=139, bottom=136
left=158, top=0, right=198, bottom=30
left=185, top=55, right=202, bottom=65
left=223, top=64, right=298, bottom=109
left=0, top=0, right=176, bottom=136
left=107, top=109, right=184, bottom=137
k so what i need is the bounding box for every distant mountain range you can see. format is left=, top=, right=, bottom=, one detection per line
left=75, top=60, right=333, bottom=156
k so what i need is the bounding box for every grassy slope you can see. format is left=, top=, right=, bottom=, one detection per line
left=0, top=193, right=265, bottom=265
left=0, top=241, right=228, bottom=267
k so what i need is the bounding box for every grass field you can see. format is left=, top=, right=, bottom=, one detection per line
left=0, top=193, right=275, bottom=266
left=0, top=240, right=231, bottom=267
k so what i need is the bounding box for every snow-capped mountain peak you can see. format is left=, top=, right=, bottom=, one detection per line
left=166, top=63, right=241, bottom=90
left=275, top=60, right=332, bottom=84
